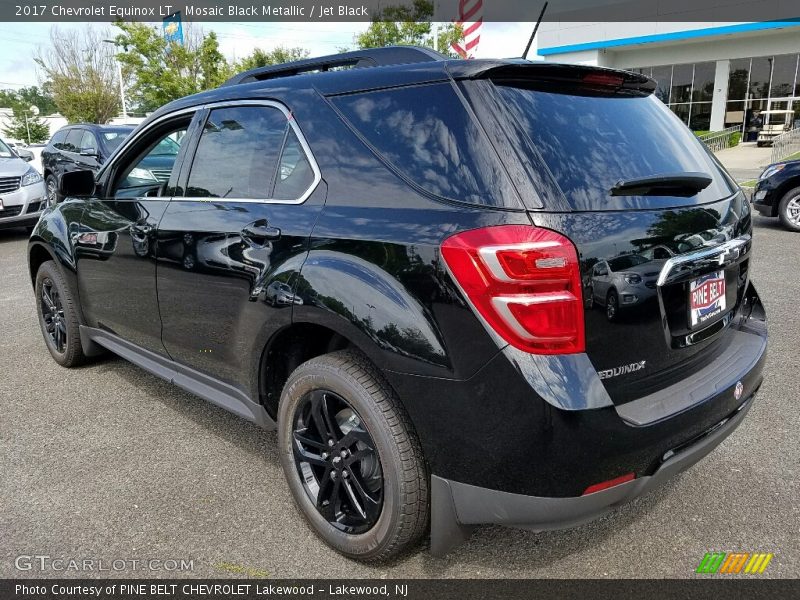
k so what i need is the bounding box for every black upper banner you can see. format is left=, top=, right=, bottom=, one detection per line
left=2, top=0, right=800, bottom=22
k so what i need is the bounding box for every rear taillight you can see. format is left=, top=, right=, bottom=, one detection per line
left=440, top=225, right=585, bottom=355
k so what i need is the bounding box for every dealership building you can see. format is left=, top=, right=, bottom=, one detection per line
left=537, top=21, right=800, bottom=132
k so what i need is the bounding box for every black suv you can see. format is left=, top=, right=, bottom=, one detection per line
left=41, top=124, right=179, bottom=205
left=28, top=47, right=767, bottom=561
left=752, top=158, right=800, bottom=231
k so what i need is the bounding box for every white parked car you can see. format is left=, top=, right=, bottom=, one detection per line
left=0, top=137, right=47, bottom=231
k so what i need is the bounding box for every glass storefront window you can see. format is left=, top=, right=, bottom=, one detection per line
left=748, top=57, right=772, bottom=100
left=725, top=101, right=746, bottom=128
left=770, top=54, right=798, bottom=98
left=690, top=102, right=712, bottom=131
left=651, top=65, right=672, bottom=104
left=727, top=58, right=750, bottom=101
left=692, top=62, right=715, bottom=102
left=670, top=103, right=690, bottom=125
left=671, top=64, right=693, bottom=104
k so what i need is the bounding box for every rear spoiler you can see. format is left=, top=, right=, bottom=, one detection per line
left=446, top=60, right=656, bottom=95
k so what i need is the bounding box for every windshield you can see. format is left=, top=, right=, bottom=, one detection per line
left=150, top=135, right=181, bottom=156
left=490, top=84, right=736, bottom=211
left=0, top=138, right=13, bottom=158
left=102, top=130, right=132, bottom=153
left=608, top=255, right=649, bottom=271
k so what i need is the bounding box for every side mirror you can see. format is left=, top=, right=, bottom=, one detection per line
left=80, top=149, right=98, bottom=158
left=59, top=170, right=96, bottom=197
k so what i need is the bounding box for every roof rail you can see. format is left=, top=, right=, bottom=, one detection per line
left=222, top=46, right=446, bottom=86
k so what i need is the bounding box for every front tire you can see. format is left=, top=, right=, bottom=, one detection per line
left=778, top=187, right=800, bottom=232
left=606, top=289, right=619, bottom=322
left=35, top=261, right=86, bottom=367
left=278, top=350, right=428, bottom=561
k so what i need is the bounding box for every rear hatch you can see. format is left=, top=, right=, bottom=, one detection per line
left=457, top=63, right=752, bottom=405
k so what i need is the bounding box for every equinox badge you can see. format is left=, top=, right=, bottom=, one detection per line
left=598, top=360, right=647, bottom=380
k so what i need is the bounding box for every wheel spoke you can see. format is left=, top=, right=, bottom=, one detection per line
left=342, top=479, right=367, bottom=520
left=310, top=390, right=340, bottom=442
left=42, top=286, right=53, bottom=309
left=292, top=442, right=328, bottom=468
left=317, top=477, right=340, bottom=522
left=345, top=465, right=381, bottom=507
left=293, top=431, right=327, bottom=451
left=340, top=427, right=374, bottom=450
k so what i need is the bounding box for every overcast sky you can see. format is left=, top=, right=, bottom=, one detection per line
left=0, top=21, right=538, bottom=92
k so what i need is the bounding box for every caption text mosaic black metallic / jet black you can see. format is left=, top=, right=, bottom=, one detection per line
left=27, top=46, right=767, bottom=561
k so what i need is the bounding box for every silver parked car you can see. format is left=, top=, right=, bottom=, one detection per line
left=0, top=137, right=47, bottom=231
left=589, top=254, right=665, bottom=321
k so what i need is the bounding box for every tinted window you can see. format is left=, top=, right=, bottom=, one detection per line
left=186, top=106, right=287, bottom=199
left=115, top=125, right=188, bottom=194
left=493, top=85, right=735, bottom=211
left=333, top=83, right=519, bottom=208
left=274, top=129, right=315, bottom=200
left=50, top=130, right=68, bottom=148
left=80, top=130, right=98, bottom=153
left=101, top=130, right=131, bottom=153
left=64, top=129, right=83, bottom=153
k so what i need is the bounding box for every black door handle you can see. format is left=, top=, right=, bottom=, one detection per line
left=242, top=221, right=281, bottom=244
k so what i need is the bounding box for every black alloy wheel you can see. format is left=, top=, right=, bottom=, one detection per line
left=40, top=277, right=66, bottom=353
left=291, top=389, right=383, bottom=534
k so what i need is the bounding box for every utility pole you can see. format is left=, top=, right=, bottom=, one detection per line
left=103, top=39, right=127, bottom=121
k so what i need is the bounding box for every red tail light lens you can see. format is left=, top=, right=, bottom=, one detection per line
left=582, top=72, right=625, bottom=87
left=441, top=225, right=585, bottom=354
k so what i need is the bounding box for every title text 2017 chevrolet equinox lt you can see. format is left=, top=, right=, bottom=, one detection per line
left=28, top=47, right=767, bottom=561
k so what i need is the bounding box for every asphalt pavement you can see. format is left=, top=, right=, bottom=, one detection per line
left=1, top=219, right=798, bottom=579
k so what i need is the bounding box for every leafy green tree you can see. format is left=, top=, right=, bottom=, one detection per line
left=2, top=109, right=49, bottom=143
left=112, top=22, right=234, bottom=113
left=237, top=47, right=310, bottom=72
left=353, top=0, right=462, bottom=58
left=34, top=26, right=120, bottom=123
left=0, top=86, right=57, bottom=116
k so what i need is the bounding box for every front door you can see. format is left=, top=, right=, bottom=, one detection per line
left=156, top=102, right=325, bottom=394
left=75, top=114, right=196, bottom=355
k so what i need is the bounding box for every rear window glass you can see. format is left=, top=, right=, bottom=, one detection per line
left=332, top=83, right=521, bottom=208
left=493, top=85, right=735, bottom=211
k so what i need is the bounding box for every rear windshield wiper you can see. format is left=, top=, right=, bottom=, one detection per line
left=610, top=172, right=713, bottom=197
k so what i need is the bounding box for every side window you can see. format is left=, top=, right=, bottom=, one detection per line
left=79, top=131, right=98, bottom=154
left=113, top=124, right=188, bottom=196
left=64, top=129, right=83, bottom=153
left=274, top=129, right=315, bottom=200
left=332, top=83, right=519, bottom=208
left=186, top=106, right=287, bottom=199
left=50, top=130, right=68, bottom=149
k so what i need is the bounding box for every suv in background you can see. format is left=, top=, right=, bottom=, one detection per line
left=753, top=158, right=800, bottom=231
left=41, top=124, right=181, bottom=204
left=28, top=47, right=767, bottom=561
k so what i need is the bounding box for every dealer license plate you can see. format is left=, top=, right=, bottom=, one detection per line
left=689, top=270, right=727, bottom=328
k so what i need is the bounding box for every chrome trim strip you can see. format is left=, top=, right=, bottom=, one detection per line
left=656, top=234, right=751, bottom=287
left=99, top=99, right=321, bottom=206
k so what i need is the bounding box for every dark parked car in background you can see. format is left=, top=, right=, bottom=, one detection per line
left=41, top=124, right=180, bottom=204
left=28, top=47, right=767, bottom=561
left=753, top=158, right=800, bottom=231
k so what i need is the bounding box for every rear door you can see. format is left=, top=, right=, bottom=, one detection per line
left=156, top=101, right=325, bottom=393
left=461, top=70, right=751, bottom=405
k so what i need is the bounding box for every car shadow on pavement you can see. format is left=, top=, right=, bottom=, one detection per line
left=98, top=354, right=279, bottom=464
left=0, top=228, right=31, bottom=243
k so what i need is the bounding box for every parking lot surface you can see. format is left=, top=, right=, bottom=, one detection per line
left=1, top=218, right=797, bottom=579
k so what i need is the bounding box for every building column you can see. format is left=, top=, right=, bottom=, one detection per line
left=710, top=60, right=730, bottom=132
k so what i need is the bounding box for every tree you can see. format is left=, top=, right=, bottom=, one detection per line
left=0, top=86, right=57, bottom=116
left=237, top=47, right=310, bottom=72
left=2, top=109, right=49, bottom=143
left=35, top=26, right=120, bottom=124
left=112, top=22, right=233, bottom=113
left=353, top=0, right=462, bottom=58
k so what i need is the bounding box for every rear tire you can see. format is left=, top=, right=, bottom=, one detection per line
left=777, top=186, right=800, bottom=232
left=277, top=350, right=429, bottom=562
left=35, top=261, right=86, bottom=367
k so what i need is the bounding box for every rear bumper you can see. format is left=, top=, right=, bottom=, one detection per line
left=431, top=393, right=756, bottom=555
